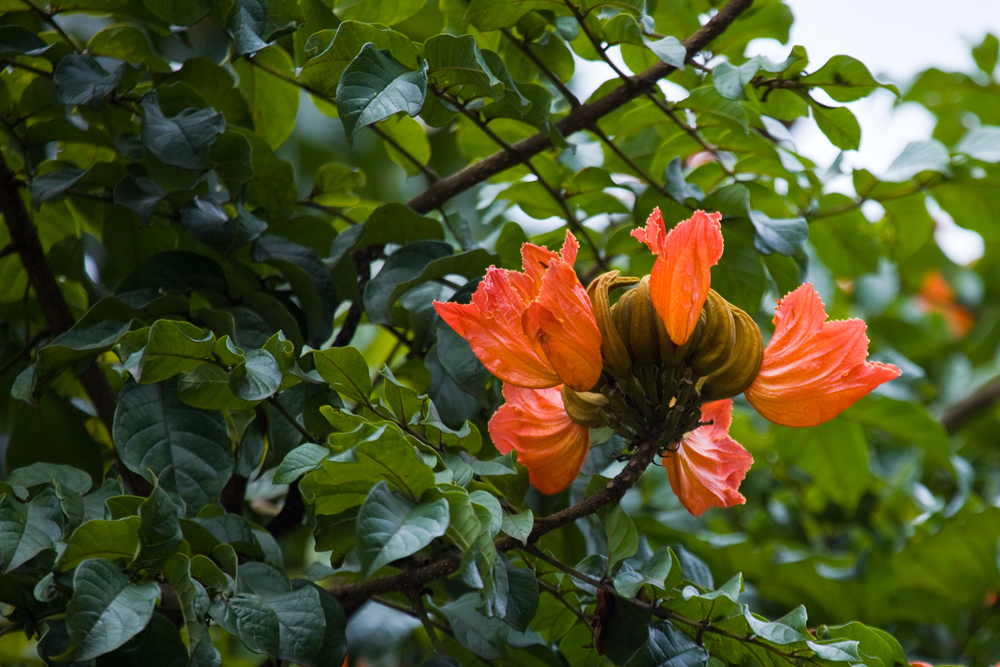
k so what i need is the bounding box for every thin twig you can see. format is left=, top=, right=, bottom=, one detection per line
left=19, top=0, right=82, bottom=53
left=410, top=591, right=449, bottom=656
left=499, top=28, right=581, bottom=107
left=537, top=578, right=589, bottom=626
left=589, top=124, right=688, bottom=205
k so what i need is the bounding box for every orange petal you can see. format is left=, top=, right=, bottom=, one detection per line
left=434, top=268, right=559, bottom=389
left=519, top=230, right=580, bottom=297
left=490, top=384, right=590, bottom=495
left=633, top=209, right=724, bottom=346
left=522, top=262, right=603, bottom=392
left=745, top=284, right=902, bottom=427
left=663, top=399, right=752, bottom=517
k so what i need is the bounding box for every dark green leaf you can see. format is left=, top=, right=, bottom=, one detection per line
left=626, top=621, right=709, bottom=667
left=209, top=593, right=281, bottom=658
left=140, top=92, right=225, bottom=170
left=59, top=517, right=142, bottom=571
left=356, top=481, right=449, bottom=578
left=114, top=380, right=233, bottom=514
left=310, top=346, right=371, bottom=403
left=337, top=43, right=427, bottom=145
left=114, top=176, right=167, bottom=223
left=0, top=490, right=63, bottom=572
left=56, top=558, right=159, bottom=661
left=139, top=0, right=215, bottom=25
left=811, top=102, right=861, bottom=151
left=801, top=55, right=899, bottom=102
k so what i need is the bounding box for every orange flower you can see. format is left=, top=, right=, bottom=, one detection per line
left=489, top=384, right=590, bottom=495
left=745, top=284, right=902, bottom=427
left=664, top=399, right=753, bottom=517
left=631, top=208, right=724, bottom=345
left=914, top=270, right=974, bottom=339
left=434, top=231, right=602, bottom=392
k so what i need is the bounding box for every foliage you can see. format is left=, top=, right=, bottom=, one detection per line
left=0, top=0, right=999, bottom=665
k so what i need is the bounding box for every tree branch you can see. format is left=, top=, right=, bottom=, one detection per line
left=330, top=437, right=660, bottom=611
left=941, top=379, right=1000, bottom=434
left=0, top=154, right=149, bottom=495
left=406, top=0, right=754, bottom=213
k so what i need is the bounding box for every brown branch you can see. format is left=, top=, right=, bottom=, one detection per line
left=0, top=154, right=149, bottom=495
left=406, top=0, right=755, bottom=214
left=330, top=437, right=660, bottom=611
left=941, top=380, right=1000, bottom=434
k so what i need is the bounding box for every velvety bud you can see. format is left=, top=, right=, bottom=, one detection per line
left=690, top=289, right=735, bottom=377
left=629, top=276, right=660, bottom=366
left=700, top=304, right=764, bottom=401
left=561, top=385, right=610, bottom=428
left=610, top=286, right=636, bottom=359
left=587, top=271, right=639, bottom=376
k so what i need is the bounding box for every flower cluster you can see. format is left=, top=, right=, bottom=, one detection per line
left=434, top=210, right=901, bottom=516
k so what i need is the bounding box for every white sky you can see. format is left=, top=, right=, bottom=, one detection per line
left=568, top=0, right=1000, bottom=265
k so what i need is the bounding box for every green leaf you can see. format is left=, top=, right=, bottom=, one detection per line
left=711, top=223, right=767, bottom=314
left=262, top=586, right=325, bottom=665
left=884, top=139, right=951, bottom=181
left=114, top=380, right=233, bottom=514
left=140, top=92, right=225, bottom=170
left=209, top=593, right=281, bottom=658
left=226, top=0, right=268, bottom=56
left=234, top=46, right=299, bottom=149
left=336, top=42, right=427, bottom=146
left=363, top=241, right=493, bottom=326
left=311, top=162, right=365, bottom=206
left=0, top=25, right=46, bottom=54
left=299, top=22, right=419, bottom=97
left=138, top=0, right=213, bottom=24
left=178, top=363, right=257, bottom=411
left=627, top=621, right=708, bottom=667
left=601, top=505, right=639, bottom=571
left=53, top=54, right=126, bottom=107
left=743, top=605, right=810, bottom=645
left=302, top=422, right=436, bottom=514
left=0, top=490, right=64, bottom=572
left=310, top=346, right=371, bottom=403
left=230, top=349, right=282, bottom=401
left=806, top=639, right=861, bottom=662
left=614, top=547, right=680, bottom=599
left=59, top=517, right=142, bottom=570
left=498, top=556, right=539, bottom=632
left=973, top=33, right=999, bottom=75
left=823, top=621, right=907, bottom=667
left=28, top=168, right=86, bottom=206
left=251, top=234, right=339, bottom=346
left=801, top=55, right=899, bottom=102
left=125, top=320, right=215, bottom=384
left=328, top=202, right=444, bottom=268
left=644, top=36, right=686, bottom=68
left=332, top=0, right=425, bottom=25
left=844, top=396, right=950, bottom=467
left=88, top=23, right=170, bottom=72
left=379, top=113, right=432, bottom=176
left=602, top=594, right=651, bottom=666
left=437, top=593, right=510, bottom=660
left=181, top=199, right=267, bottom=255
left=748, top=209, right=808, bottom=257
left=465, top=0, right=539, bottom=31
left=56, top=558, right=159, bottom=661
left=275, top=443, right=329, bottom=484
left=811, top=101, right=861, bottom=151
left=683, top=86, right=749, bottom=132
left=114, top=175, right=167, bottom=222
left=423, top=34, right=503, bottom=104
left=138, top=482, right=183, bottom=566
left=164, top=554, right=207, bottom=654
left=356, top=481, right=449, bottom=578
left=6, top=462, right=92, bottom=494
left=956, top=125, right=1000, bottom=162
left=500, top=510, right=533, bottom=546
